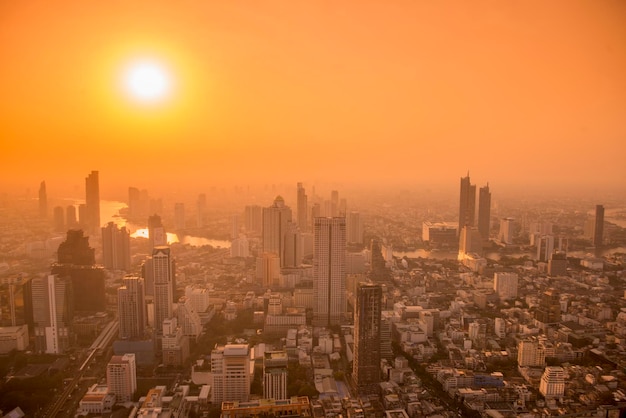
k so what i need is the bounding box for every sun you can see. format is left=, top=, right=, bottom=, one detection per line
left=123, top=60, right=172, bottom=103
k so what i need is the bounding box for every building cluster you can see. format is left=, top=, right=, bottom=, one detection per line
left=0, top=173, right=624, bottom=418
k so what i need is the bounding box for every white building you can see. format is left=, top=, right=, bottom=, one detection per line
left=539, top=366, right=565, bottom=400
left=498, top=218, right=515, bottom=245
left=263, top=351, right=288, bottom=400
left=106, top=353, right=137, bottom=403
left=210, top=344, right=251, bottom=404
left=0, top=325, right=29, bottom=354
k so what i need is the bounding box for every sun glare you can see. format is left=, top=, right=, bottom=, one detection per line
left=124, top=61, right=171, bottom=102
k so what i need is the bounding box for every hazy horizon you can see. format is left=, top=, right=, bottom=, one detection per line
left=1, top=1, right=625, bottom=197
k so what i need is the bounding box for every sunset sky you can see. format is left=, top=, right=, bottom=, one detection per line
left=1, top=1, right=625, bottom=198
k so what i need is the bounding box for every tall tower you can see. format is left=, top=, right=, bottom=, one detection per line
left=152, top=246, right=174, bottom=332
left=593, top=204, right=604, bottom=247
left=458, top=173, right=476, bottom=235
left=353, top=282, right=382, bottom=392
left=477, top=184, right=491, bottom=241
left=297, top=183, right=308, bottom=232
left=117, top=276, right=146, bottom=340
left=347, top=211, right=364, bottom=244
left=262, top=196, right=292, bottom=266
left=174, top=203, right=185, bottom=230
left=313, top=217, right=346, bottom=327
left=38, top=181, right=47, bottom=218
left=85, top=171, right=100, bottom=233
left=102, top=222, right=131, bottom=272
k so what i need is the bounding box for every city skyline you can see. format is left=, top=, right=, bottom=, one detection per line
left=1, top=1, right=625, bottom=197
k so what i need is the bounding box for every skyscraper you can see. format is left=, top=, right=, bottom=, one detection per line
left=102, top=222, right=131, bottom=272
left=493, top=272, right=518, bottom=300
left=535, top=289, right=561, bottom=325
left=153, top=246, right=174, bottom=333
left=262, top=196, right=292, bottom=267
left=174, top=203, right=185, bottom=230
left=117, top=276, right=146, bottom=340
left=297, top=182, right=308, bottom=232
left=477, top=184, right=491, bottom=241
left=85, top=170, right=100, bottom=232
left=210, top=344, right=251, bottom=404
left=107, top=353, right=137, bottom=403
left=52, top=230, right=105, bottom=312
left=458, top=173, right=476, bottom=235
left=593, top=204, right=604, bottom=247
left=353, top=282, right=382, bottom=392
left=148, top=214, right=167, bottom=250
left=38, top=181, right=47, bottom=218
left=347, top=211, right=364, bottom=244
left=28, top=274, right=73, bottom=354
left=244, top=205, right=263, bottom=237
left=313, top=217, right=346, bottom=326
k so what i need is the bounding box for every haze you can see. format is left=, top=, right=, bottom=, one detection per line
left=1, top=1, right=625, bottom=198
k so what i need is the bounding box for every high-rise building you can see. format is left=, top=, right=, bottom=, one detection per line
left=102, top=222, right=131, bottom=272
left=85, top=171, right=100, bottom=232
left=244, top=205, right=263, bottom=237
left=536, top=235, right=555, bottom=262
left=283, top=222, right=303, bottom=268
left=330, top=190, right=339, bottom=217
left=106, top=353, right=137, bottom=403
left=176, top=296, right=202, bottom=339
left=197, top=193, right=207, bottom=228
left=477, top=184, right=491, bottom=241
left=548, top=252, right=568, bottom=276
left=493, top=272, right=518, bottom=300
left=347, top=212, right=364, bottom=244
left=52, top=230, right=105, bottom=312
left=117, top=276, right=146, bottom=340
left=459, top=226, right=483, bottom=258
left=210, top=344, right=251, bottom=404
left=262, top=196, right=292, bottom=267
left=152, top=246, right=174, bottom=333
left=517, top=339, right=546, bottom=367
left=231, top=214, right=240, bottom=239
left=256, top=253, right=281, bottom=288
left=148, top=214, right=167, bottom=250
left=458, top=173, right=476, bottom=235
left=539, top=366, right=565, bottom=400
left=174, top=203, right=185, bottom=230
left=263, top=351, right=288, bottom=400
left=38, top=181, right=47, bottom=218
left=313, top=217, right=346, bottom=326
left=53, top=206, right=65, bottom=232
left=66, top=205, right=78, bottom=229
left=353, top=283, right=382, bottom=391
left=297, top=183, right=308, bottom=232
left=535, top=289, right=561, bottom=325
left=28, top=274, right=73, bottom=354
left=593, top=204, right=604, bottom=247
left=498, top=218, right=515, bottom=245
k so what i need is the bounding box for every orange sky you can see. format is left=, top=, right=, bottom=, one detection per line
left=1, top=1, right=625, bottom=198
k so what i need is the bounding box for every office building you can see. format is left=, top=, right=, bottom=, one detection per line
left=297, top=182, right=308, bottom=232
left=539, top=366, right=565, bottom=400
left=283, top=222, right=303, bottom=268
left=347, top=211, right=364, bottom=244
left=422, top=221, right=458, bottom=248
left=161, top=317, right=189, bottom=366
left=477, top=184, right=491, bottom=241
left=262, top=196, right=292, bottom=266
left=244, top=205, right=263, bottom=237
left=231, top=236, right=250, bottom=258
left=85, top=171, right=100, bottom=233
left=53, top=206, right=65, bottom=232
left=28, top=274, right=73, bottom=354
left=313, top=217, right=346, bottom=326
left=117, top=276, right=146, bottom=340
left=548, top=252, right=568, bottom=276
left=593, top=204, right=604, bottom=247
left=148, top=214, right=167, bottom=250
left=256, top=253, right=281, bottom=289
left=494, top=272, right=518, bottom=300
left=176, top=296, right=202, bottom=339
left=459, top=226, right=483, bottom=258
left=152, top=246, right=174, bottom=333
left=174, top=203, right=185, bottom=230
left=536, top=235, right=555, bottom=262
left=102, top=222, right=131, bottom=272
left=353, top=283, right=382, bottom=391
left=52, top=229, right=105, bottom=312
left=66, top=205, right=78, bottom=229
left=210, top=344, right=251, bottom=404
left=458, top=173, right=476, bottom=235
left=498, top=218, right=515, bottom=245
left=106, top=353, right=137, bottom=403
left=535, top=289, right=561, bottom=325
left=517, top=339, right=546, bottom=368
left=38, top=181, right=47, bottom=218
left=263, top=351, right=288, bottom=400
